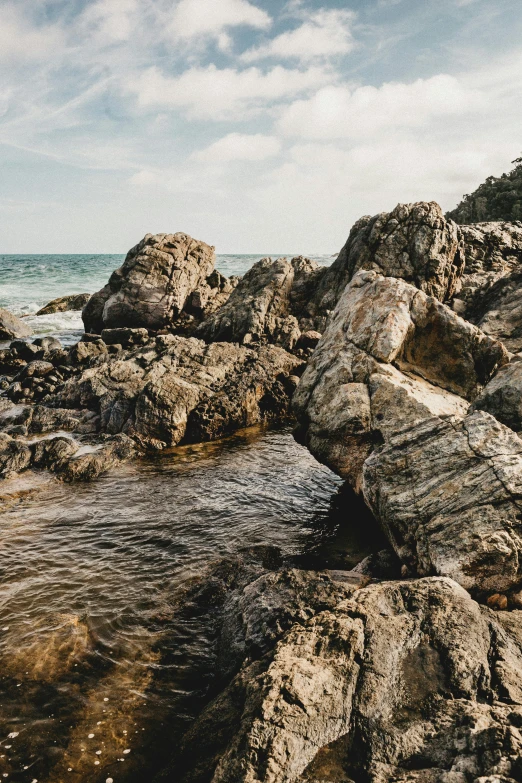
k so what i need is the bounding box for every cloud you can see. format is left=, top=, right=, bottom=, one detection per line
left=192, top=133, right=282, bottom=162
left=80, top=0, right=139, bottom=44
left=167, top=0, right=270, bottom=43
left=278, top=74, right=485, bottom=139
left=0, top=5, right=64, bottom=62
left=241, top=9, right=355, bottom=63
left=128, top=63, right=332, bottom=120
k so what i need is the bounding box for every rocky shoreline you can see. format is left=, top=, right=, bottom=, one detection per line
left=3, top=202, right=522, bottom=782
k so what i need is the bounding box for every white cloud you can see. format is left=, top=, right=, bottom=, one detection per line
left=128, top=64, right=332, bottom=120
left=278, top=74, right=485, bottom=139
left=241, top=9, right=355, bottom=63
left=192, top=133, right=281, bottom=162
left=80, top=0, right=139, bottom=43
left=0, top=5, right=64, bottom=62
left=168, top=0, right=270, bottom=42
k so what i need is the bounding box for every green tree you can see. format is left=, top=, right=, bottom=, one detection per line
left=446, top=154, right=522, bottom=224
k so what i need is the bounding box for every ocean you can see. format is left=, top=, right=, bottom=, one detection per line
left=0, top=253, right=334, bottom=345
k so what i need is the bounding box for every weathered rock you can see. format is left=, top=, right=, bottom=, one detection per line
left=43, top=334, right=302, bottom=451
left=100, top=327, right=150, bottom=347
left=171, top=577, right=522, bottom=783
left=311, top=202, right=465, bottom=315
left=293, top=270, right=505, bottom=487
left=198, top=256, right=323, bottom=350
left=474, top=358, right=522, bottom=431
left=82, top=233, right=217, bottom=333
left=453, top=221, right=522, bottom=319
left=58, top=434, right=135, bottom=481
left=0, top=432, right=32, bottom=477
left=36, top=293, right=90, bottom=315
left=0, top=308, right=32, bottom=340
left=363, top=410, right=522, bottom=593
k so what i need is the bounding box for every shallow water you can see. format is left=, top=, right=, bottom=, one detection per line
left=0, top=426, right=376, bottom=783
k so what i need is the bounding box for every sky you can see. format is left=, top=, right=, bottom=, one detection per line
left=0, top=0, right=521, bottom=254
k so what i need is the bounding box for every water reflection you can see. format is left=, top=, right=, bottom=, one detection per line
left=0, top=426, right=378, bottom=782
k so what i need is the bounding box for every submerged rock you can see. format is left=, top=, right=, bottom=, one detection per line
left=36, top=293, right=90, bottom=315
left=82, top=232, right=219, bottom=333
left=0, top=307, right=32, bottom=340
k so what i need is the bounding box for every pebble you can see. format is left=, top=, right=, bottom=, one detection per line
left=106, top=779, right=114, bottom=783
left=7, top=732, right=18, bottom=739
left=123, top=748, right=131, bottom=754
left=88, top=733, right=94, bottom=738
left=487, top=593, right=508, bottom=610
left=96, top=750, right=102, bottom=755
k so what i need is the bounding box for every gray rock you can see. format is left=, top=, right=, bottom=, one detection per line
left=36, top=293, right=90, bottom=315
left=58, top=434, right=135, bottom=481
left=100, top=327, right=150, bottom=347
left=0, top=308, right=32, bottom=340
left=363, top=411, right=522, bottom=592
left=198, top=256, right=323, bottom=350
left=173, top=577, right=522, bottom=783
left=311, top=201, right=464, bottom=314
left=42, top=334, right=302, bottom=451
left=83, top=232, right=217, bottom=333
left=0, top=432, right=32, bottom=477
left=474, top=359, right=522, bottom=431
left=293, top=270, right=504, bottom=487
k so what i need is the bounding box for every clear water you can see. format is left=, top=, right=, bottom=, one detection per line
left=0, top=253, right=334, bottom=346
left=0, top=427, right=377, bottom=783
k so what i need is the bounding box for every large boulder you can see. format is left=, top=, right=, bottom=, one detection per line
left=311, top=201, right=465, bottom=314
left=36, top=293, right=90, bottom=315
left=198, top=256, right=325, bottom=350
left=168, top=576, right=522, bottom=783
left=363, top=411, right=522, bottom=593
left=0, top=307, right=32, bottom=340
left=82, top=233, right=220, bottom=333
left=293, top=270, right=507, bottom=488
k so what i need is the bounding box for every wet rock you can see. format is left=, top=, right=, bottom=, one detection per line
left=32, top=435, right=81, bottom=471
left=58, top=434, right=135, bottom=481
left=68, top=338, right=108, bottom=365
left=9, top=339, right=39, bottom=361
left=32, top=336, right=62, bottom=352
left=36, top=293, right=90, bottom=315
left=19, top=360, right=55, bottom=380
left=173, top=577, right=522, bottom=783
left=363, top=411, right=522, bottom=593
left=0, top=308, right=32, bottom=340
left=293, top=270, right=505, bottom=487
left=311, top=202, right=465, bottom=315
left=0, top=432, right=32, bottom=477
left=83, top=232, right=217, bottom=333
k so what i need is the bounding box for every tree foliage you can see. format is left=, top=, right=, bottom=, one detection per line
left=446, top=155, right=522, bottom=224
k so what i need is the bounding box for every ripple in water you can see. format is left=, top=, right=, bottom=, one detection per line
left=0, top=426, right=377, bottom=782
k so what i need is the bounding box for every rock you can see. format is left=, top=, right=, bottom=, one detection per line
left=198, top=256, right=323, bottom=350
left=33, top=336, right=62, bottom=350
left=311, top=202, right=465, bottom=315
left=295, top=330, right=322, bottom=351
left=474, top=359, right=522, bottom=431
left=455, top=221, right=522, bottom=319
left=36, top=293, right=90, bottom=316
left=293, top=270, right=505, bottom=487
left=0, top=433, right=32, bottom=477
left=42, top=334, right=302, bottom=451
left=82, top=232, right=217, bottom=333
left=58, top=434, right=135, bottom=481
left=9, top=339, right=39, bottom=360
left=19, top=360, right=54, bottom=380
left=100, top=327, right=150, bottom=347
left=171, top=577, right=522, bottom=783
left=68, top=338, right=108, bottom=365
left=0, top=308, right=32, bottom=341
left=363, top=411, right=522, bottom=593
left=487, top=593, right=508, bottom=611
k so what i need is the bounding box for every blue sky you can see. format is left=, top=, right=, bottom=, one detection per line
left=0, top=0, right=521, bottom=253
